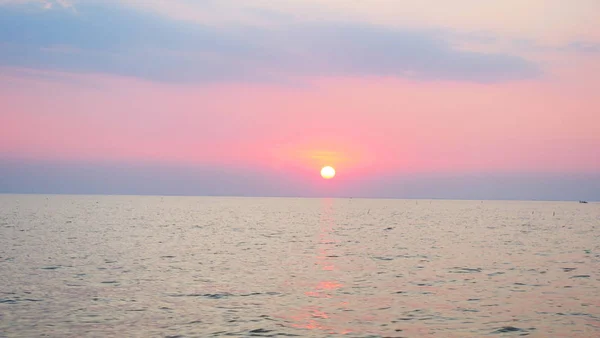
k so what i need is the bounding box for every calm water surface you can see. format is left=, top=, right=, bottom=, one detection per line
left=1, top=195, right=599, bottom=337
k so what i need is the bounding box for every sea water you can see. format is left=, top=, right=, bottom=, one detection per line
left=1, top=195, right=599, bottom=337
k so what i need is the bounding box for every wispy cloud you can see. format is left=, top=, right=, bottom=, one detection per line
left=509, top=38, right=600, bottom=55
left=563, top=41, right=600, bottom=53
left=0, top=0, right=73, bottom=9
left=2, top=158, right=600, bottom=200
left=0, top=1, right=540, bottom=83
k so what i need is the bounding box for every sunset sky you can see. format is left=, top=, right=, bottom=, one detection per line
left=1, top=0, right=599, bottom=200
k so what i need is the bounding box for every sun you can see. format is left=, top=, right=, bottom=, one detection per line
left=320, top=166, right=336, bottom=179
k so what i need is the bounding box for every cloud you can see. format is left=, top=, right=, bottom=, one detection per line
left=563, top=41, right=600, bottom=53
left=0, top=0, right=72, bottom=9
left=2, top=159, right=600, bottom=200
left=0, top=1, right=540, bottom=83
left=508, top=38, right=600, bottom=55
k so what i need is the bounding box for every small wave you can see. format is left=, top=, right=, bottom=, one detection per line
left=0, top=298, right=42, bottom=304
left=373, top=256, right=394, bottom=261
left=168, top=291, right=281, bottom=299
left=168, top=293, right=232, bottom=299
left=450, top=267, right=482, bottom=273
left=0, top=299, right=17, bottom=304
left=492, top=326, right=534, bottom=334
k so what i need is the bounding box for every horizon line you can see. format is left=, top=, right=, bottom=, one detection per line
left=1, top=192, right=595, bottom=203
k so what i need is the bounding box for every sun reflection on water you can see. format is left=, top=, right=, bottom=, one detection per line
left=284, top=198, right=357, bottom=335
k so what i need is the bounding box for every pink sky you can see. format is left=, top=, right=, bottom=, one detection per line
left=0, top=0, right=599, bottom=197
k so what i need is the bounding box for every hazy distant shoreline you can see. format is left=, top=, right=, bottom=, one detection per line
left=0, top=192, right=597, bottom=203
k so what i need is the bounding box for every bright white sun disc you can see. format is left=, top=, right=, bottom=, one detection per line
left=320, top=166, right=336, bottom=179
